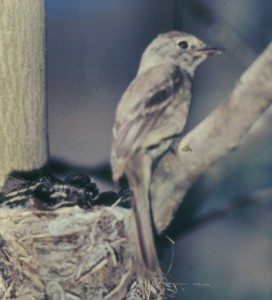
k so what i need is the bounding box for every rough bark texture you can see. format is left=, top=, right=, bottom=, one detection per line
left=0, top=0, right=47, bottom=187
left=0, top=42, right=271, bottom=299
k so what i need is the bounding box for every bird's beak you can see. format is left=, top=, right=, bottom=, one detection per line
left=195, top=47, right=224, bottom=56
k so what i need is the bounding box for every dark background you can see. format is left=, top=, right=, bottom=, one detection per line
left=46, top=1, right=272, bottom=299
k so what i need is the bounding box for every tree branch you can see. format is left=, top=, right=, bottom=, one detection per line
left=151, top=42, right=272, bottom=233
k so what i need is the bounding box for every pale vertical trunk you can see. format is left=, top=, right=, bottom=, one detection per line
left=0, top=0, right=47, bottom=187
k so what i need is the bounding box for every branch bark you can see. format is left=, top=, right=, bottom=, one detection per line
left=151, top=42, right=272, bottom=233
left=0, top=0, right=47, bottom=187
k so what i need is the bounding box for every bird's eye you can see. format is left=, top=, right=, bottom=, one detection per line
left=178, top=40, right=189, bottom=49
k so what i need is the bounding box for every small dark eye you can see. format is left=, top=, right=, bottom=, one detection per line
left=178, top=40, right=189, bottom=49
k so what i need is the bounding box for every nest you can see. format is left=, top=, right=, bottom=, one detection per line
left=0, top=206, right=165, bottom=299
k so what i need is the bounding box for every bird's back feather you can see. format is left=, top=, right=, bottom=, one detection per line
left=111, top=64, right=191, bottom=181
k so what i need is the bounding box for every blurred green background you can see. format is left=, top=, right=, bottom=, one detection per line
left=46, top=1, right=272, bottom=299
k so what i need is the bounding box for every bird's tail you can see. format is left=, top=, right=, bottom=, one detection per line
left=127, top=154, right=159, bottom=279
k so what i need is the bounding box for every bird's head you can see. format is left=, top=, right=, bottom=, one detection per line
left=138, top=31, right=224, bottom=76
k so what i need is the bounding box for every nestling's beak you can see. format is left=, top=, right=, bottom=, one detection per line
left=196, top=47, right=224, bottom=56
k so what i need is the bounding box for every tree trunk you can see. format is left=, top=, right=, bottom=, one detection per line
left=0, top=0, right=47, bottom=187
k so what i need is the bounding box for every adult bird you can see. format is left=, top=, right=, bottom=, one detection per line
left=111, top=31, right=223, bottom=278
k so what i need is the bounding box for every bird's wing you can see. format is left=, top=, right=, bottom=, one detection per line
left=111, top=64, right=187, bottom=180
